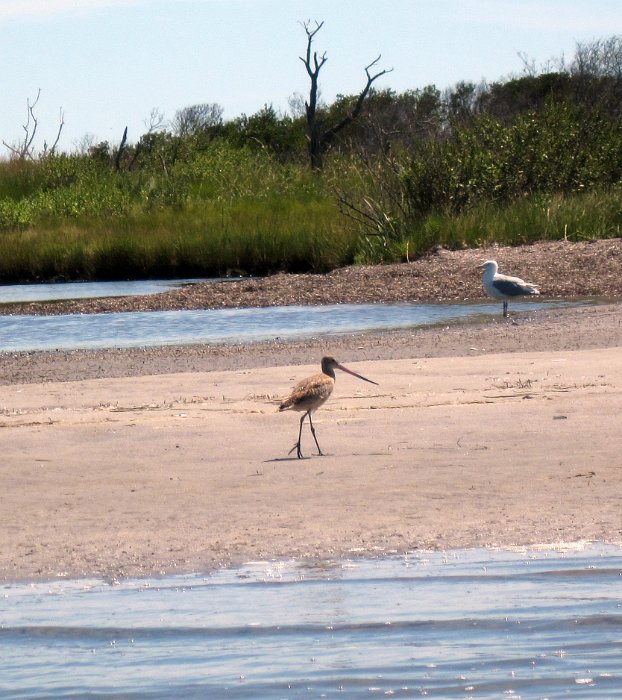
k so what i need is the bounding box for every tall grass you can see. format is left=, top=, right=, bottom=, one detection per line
left=1, top=181, right=620, bottom=282
left=0, top=195, right=358, bottom=281
left=0, top=145, right=362, bottom=281
left=389, top=188, right=622, bottom=261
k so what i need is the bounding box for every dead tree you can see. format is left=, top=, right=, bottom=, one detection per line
left=2, top=89, right=64, bottom=159
left=114, top=126, right=128, bottom=171
left=299, top=20, right=392, bottom=170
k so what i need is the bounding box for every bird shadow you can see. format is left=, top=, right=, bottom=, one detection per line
left=264, top=453, right=328, bottom=463
left=265, top=450, right=390, bottom=463
left=264, top=457, right=303, bottom=463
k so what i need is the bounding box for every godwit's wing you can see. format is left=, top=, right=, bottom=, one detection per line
left=279, top=373, right=335, bottom=413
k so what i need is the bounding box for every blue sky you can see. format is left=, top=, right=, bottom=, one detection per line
left=2, top=0, right=621, bottom=154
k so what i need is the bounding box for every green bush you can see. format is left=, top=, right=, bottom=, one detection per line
left=402, top=101, right=622, bottom=219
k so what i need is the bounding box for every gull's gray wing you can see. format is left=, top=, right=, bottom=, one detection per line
left=492, top=277, right=539, bottom=297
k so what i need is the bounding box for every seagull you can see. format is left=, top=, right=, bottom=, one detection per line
left=279, top=356, right=378, bottom=459
left=478, top=260, right=540, bottom=318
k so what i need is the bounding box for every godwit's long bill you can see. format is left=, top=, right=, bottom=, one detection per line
left=478, top=259, right=540, bottom=318
left=279, top=356, right=378, bottom=459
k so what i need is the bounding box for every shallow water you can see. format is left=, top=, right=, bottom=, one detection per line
left=0, top=278, right=207, bottom=304
left=2, top=545, right=621, bottom=698
left=0, top=299, right=578, bottom=352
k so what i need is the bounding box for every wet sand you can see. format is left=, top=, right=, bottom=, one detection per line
left=2, top=299, right=622, bottom=582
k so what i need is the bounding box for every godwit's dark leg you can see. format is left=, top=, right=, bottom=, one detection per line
left=295, top=411, right=307, bottom=459
left=307, top=412, right=323, bottom=456
left=503, top=300, right=508, bottom=317
left=287, top=412, right=306, bottom=458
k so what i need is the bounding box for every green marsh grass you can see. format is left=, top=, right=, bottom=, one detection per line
left=1, top=186, right=620, bottom=282
left=394, top=188, right=622, bottom=260
left=0, top=194, right=358, bottom=281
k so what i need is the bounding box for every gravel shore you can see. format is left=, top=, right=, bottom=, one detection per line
left=2, top=239, right=622, bottom=317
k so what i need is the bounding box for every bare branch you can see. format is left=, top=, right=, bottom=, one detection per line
left=43, top=108, right=65, bottom=157
left=337, top=193, right=387, bottom=233
left=364, top=55, right=394, bottom=89
left=3, top=90, right=41, bottom=159
left=298, top=19, right=393, bottom=170
left=2, top=89, right=64, bottom=159
left=23, top=90, right=41, bottom=158
left=145, top=108, right=166, bottom=133
left=321, top=56, right=393, bottom=147
left=1, top=140, right=22, bottom=158
left=299, top=20, right=327, bottom=79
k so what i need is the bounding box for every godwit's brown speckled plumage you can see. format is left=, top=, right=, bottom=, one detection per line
left=279, top=356, right=378, bottom=459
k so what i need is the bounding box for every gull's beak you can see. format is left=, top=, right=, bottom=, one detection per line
left=335, top=362, right=379, bottom=386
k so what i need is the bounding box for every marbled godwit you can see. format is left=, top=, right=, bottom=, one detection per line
left=478, top=260, right=540, bottom=318
left=279, top=356, right=378, bottom=459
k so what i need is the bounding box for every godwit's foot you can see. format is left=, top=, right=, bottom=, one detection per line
left=288, top=443, right=304, bottom=459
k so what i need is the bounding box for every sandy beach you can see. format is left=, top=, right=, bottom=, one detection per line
left=1, top=240, right=622, bottom=582
left=2, top=306, right=622, bottom=583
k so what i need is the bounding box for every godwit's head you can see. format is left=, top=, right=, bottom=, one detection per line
left=320, top=356, right=339, bottom=376
left=320, top=356, right=378, bottom=385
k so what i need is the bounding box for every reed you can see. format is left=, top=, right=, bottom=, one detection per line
left=0, top=194, right=359, bottom=281
left=396, top=188, right=622, bottom=259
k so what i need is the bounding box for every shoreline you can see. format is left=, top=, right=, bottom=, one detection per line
left=6, top=540, right=622, bottom=587
left=2, top=300, right=621, bottom=385
left=2, top=238, right=622, bottom=318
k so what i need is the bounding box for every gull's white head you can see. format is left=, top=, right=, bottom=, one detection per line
left=478, top=260, right=498, bottom=274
